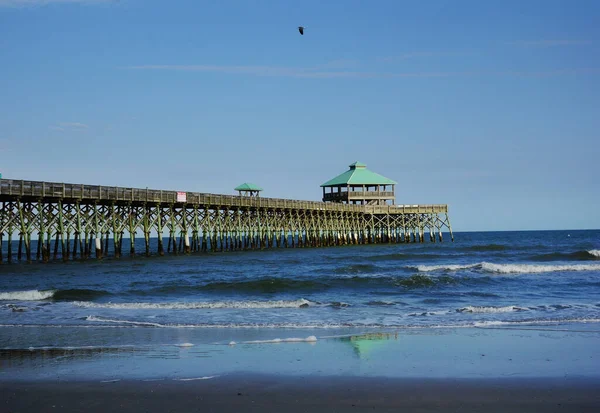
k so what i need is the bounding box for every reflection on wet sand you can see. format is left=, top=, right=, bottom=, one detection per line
left=339, top=332, right=399, bottom=358
left=0, top=346, right=147, bottom=366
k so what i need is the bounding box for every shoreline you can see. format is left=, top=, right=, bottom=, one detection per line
left=2, top=325, right=599, bottom=383
left=4, top=374, right=600, bottom=412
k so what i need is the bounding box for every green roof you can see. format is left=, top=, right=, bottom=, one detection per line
left=320, top=162, right=397, bottom=187
left=235, top=182, right=263, bottom=191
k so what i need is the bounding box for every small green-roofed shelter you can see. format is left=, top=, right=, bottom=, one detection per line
left=321, top=162, right=397, bottom=205
left=235, top=183, right=263, bottom=197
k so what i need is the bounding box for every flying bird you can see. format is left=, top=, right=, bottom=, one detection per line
left=298, top=26, right=304, bottom=35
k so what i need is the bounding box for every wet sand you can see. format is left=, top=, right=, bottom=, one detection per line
left=3, top=326, right=600, bottom=411
left=3, top=374, right=600, bottom=413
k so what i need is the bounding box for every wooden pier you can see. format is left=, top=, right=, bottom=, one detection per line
left=0, top=179, right=453, bottom=263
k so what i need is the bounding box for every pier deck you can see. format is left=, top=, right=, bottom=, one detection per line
left=0, top=179, right=453, bottom=263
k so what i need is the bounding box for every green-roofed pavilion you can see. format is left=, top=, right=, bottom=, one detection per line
left=235, top=183, right=263, bottom=197
left=321, top=162, right=396, bottom=205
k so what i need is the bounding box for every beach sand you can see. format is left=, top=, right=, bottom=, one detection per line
left=4, top=375, right=600, bottom=412
left=2, top=326, right=600, bottom=412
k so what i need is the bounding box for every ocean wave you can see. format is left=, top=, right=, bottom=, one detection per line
left=414, top=264, right=480, bottom=272
left=457, top=305, right=526, bottom=313
left=529, top=250, right=600, bottom=262
left=126, top=273, right=501, bottom=296
left=0, top=290, right=56, bottom=301
left=2, top=304, right=29, bottom=312
left=74, top=299, right=315, bottom=310
left=415, top=262, right=600, bottom=274
left=159, top=275, right=411, bottom=294
left=365, top=253, right=448, bottom=262
left=459, top=244, right=507, bottom=252
left=85, top=316, right=166, bottom=327
left=401, top=302, right=580, bottom=317
left=180, top=278, right=331, bottom=293
left=53, top=289, right=111, bottom=301
left=83, top=316, right=383, bottom=329
left=396, top=274, right=460, bottom=288
left=549, top=304, right=573, bottom=310
left=366, top=300, right=397, bottom=306
left=474, top=318, right=600, bottom=327
left=408, top=310, right=449, bottom=317
left=481, top=262, right=600, bottom=274
left=332, top=264, right=380, bottom=274
left=9, top=316, right=600, bottom=330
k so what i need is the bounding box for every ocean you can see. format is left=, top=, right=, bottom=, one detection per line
left=1, top=229, right=599, bottom=380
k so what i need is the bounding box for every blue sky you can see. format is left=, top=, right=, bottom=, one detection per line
left=1, top=0, right=599, bottom=231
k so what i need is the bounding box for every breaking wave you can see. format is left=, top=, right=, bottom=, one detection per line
left=0, top=290, right=56, bottom=301
left=366, top=300, right=397, bottom=306
left=474, top=318, right=600, bottom=327
left=457, top=305, right=526, bottom=313
left=480, top=263, right=600, bottom=274
left=74, top=299, right=315, bottom=310
left=415, top=262, right=600, bottom=274
left=414, top=264, right=480, bottom=272
left=0, top=288, right=111, bottom=302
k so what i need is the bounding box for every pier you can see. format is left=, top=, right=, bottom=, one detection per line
left=0, top=174, right=453, bottom=263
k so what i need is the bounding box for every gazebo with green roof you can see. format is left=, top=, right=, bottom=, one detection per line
left=235, top=183, right=263, bottom=197
left=320, top=161, right=396, bottom=205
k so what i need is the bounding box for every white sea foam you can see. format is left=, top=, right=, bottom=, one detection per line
left=175, top=343, right=194, bottom=347
left=408, top=310, right=450, bottom=317
left=242, top=336, right=317, bottom=344
left=415, top=262, right=600, bottom=274
left=0, top=290, right=55, bottom=301
left=86, top=315, right=165, bottom=327
left=458, top=305, right=525, bottom=314
left=481, top=262, right=600, bottom=274
left=83, top=316, right=363, bottom=329
left=74, top=298, right=314, bottom=310
left=7, top=317, right=600, bottom=330
left=474, top=318, right=600, bottom=327
left=589, top=250, right=600, bottom=258
left=176, top=376, right=218, bottom=381
left=415, top=264, right=480, bottom=272
left=3, top=304, right=28, bottom=312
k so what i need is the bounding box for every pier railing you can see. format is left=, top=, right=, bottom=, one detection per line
left=0, top=179, right=447, bottom=214
left=323, top=191, right=396, bottom=202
